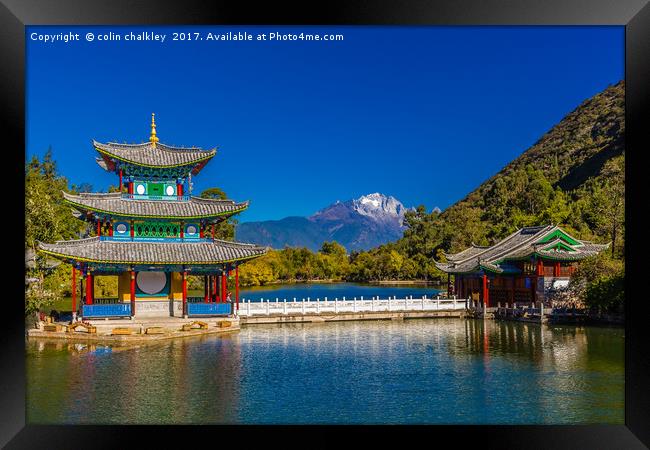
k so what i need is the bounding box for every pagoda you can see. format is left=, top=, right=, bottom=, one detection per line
left=38, top=114, right=267, bottom=319
left=435, top=225, right=609, bottom=307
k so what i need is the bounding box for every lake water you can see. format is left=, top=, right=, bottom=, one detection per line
left=238, top=282, right=443, bottom=302
left=26, top=285, right=624, bottom=424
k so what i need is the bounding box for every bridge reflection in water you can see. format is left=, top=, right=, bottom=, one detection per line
left=26, top=319, right=623, bottom=424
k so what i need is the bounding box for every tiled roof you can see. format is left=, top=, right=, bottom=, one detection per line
left=435, top=225, right=609, bottom=274
left=38, top=237, right=267, bottom=265
left=443, top=245, right=490, bottom=262
left=93, top=140, right=216, bottom=168
left=63, top=192, right=248, bottom=220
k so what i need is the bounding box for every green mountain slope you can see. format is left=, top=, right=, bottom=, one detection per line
left=347, top=81, right=625, bottom=282
left=435, top=80, right=624, bottom=253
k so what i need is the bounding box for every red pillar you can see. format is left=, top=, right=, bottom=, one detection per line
left=71, top=266, right=77, bottom=313
left=119, top=169, right=123, bottom=191
left=222, top=272, right=227, bottom=303
left=213, top=274, right=218, bottom=302
left=128, top=181, right=133, bottom=195
left=554, top=262, right=560, bottom=277
left=130, top=270, right=136, bottom=316
left=212, top=224, right=216, bottom=240
left=108, top=222, right=113, bottom=237
left=96, top=219, right=101, bottom=237
left=85, top=271, right=93, bottom=305
left=182, top=271, right=188, bottom=316
left=180, top=222, right=184, bottom=239
left=235, top=266, right=240, bottom=311
left=204, top=275, right=209, bottom=302
left=200, top=224, right=204, bottom=239
left=482, top=273, right=488, bottom=307
left=177, top=184, right=183, bottom=196
left=130, top=220, right=134, bottom=240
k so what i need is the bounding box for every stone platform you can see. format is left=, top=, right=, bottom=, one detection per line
left=27, top=316, right=239, bottom=343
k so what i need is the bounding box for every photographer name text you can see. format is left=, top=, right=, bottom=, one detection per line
left=30, top=31, right=345, bottom=44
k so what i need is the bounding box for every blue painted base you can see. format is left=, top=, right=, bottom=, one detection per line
left=188, top=303, right=232, bottom=316
left=82, top=303, right=132, bottom=318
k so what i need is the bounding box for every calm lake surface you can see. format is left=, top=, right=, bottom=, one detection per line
left=28, top=284, right=624, bottom=425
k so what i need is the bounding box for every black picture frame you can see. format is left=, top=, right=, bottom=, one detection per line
left=3, top=0, right=649, bottom=447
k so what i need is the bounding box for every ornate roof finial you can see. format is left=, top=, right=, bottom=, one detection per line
left=150, top=113, right=159, bottom=147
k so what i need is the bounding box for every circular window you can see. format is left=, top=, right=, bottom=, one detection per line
left=166, top=185, right=175, bottom=196
left=116, top=223, right=127, bottom=234
left=186, top=225, right=197, bottom=235
left=136, top=272, right=167, bottom=295
left=136, top=184, right=146, bottom=195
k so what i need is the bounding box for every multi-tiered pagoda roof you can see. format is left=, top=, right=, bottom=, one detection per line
left=38, top=114, right=267, bottom=269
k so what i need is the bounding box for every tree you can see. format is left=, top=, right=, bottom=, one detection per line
left=199, top=187, right=236, bottom=240
left=25, top=152, right=88, bottom=314
left=585, top=157, right=624, bottom=258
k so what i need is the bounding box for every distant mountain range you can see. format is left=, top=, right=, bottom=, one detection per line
left=236, top=193, right=421, bottom=252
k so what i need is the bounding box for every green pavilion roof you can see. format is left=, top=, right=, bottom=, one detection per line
left=63, top=192, right=248, bottom=221
left=435, top=225, right=609, bottom=274
left=38, top=237, right=267, bottom=266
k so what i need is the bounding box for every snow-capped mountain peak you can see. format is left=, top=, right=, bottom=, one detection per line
left=238, top=193, right=417, bottom=252
left=350, top=193, right=409, bottom=225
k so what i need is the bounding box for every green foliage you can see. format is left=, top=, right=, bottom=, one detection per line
left=25, top=276, right=58, bottom=316
left=25, top=150, right=87, bottom=253
left=238, top=242, right=352, bottom=286
left=571, top=252, right=624, bottom=312
left=199, top=187, right=237, bottom=240
left=94, top=275, right=118, bottom=297
left=25, top=150, right=89, bottom=315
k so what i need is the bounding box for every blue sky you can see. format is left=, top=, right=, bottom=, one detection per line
left=26, top=26, right=623, bottom=222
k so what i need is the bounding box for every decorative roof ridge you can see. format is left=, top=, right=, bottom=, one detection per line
left=63, top=191, right=122, bottom=199
left=520, top=225, right=551, bottom=233
left=442, top=241, right=493, bottom=261
left=39, top=236, right=101, bottom=247
left=92, top=139, right=149, bottom=148
left=453, top=226, right=546, bottom=265
left=582, top=241, right=611, bottom=249
left=157, top=142, right=217, bottom=154
left=478, top=225, right=555, bottom=264
left=212, top=238, right=267, bottom=249
left=64, top=191, right=248, bottom=207
left=93, top=139, right=216, bottom=154
left=533, top=238, right=578, bottom=250
left=545, top=226, right=584, bottom=247
left=188, top=196, right=247, bottom=206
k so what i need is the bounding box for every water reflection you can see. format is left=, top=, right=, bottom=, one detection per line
left=26, top=319, right=623, bottom=424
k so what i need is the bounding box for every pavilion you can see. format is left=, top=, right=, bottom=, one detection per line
left=38, top=114, right=267, bottom=319
left=434, top=225, right=609, bottom=307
